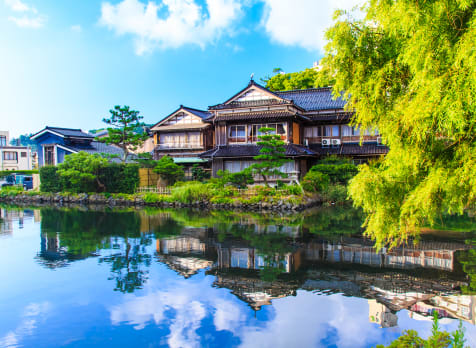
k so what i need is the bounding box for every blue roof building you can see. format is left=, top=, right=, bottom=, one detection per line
left=30, top=126, right=126, bottom=166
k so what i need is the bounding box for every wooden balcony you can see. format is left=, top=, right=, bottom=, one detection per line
left=156, top=142, right=204, bottom=150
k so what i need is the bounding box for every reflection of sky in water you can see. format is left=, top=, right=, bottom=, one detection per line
left=0, top=208, right=476, bottom=348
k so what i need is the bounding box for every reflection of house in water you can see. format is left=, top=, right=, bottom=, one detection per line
left=155, top=229, right=216, bottom=278
left=368, top=300, right=398, bottom=328
left=303, top=238, right=469, bottom=272
left=409, top=295, right=476, bottom=325
left=0, top=208, right=37, bottom=235
left=36, top=231, right=92, bottom=268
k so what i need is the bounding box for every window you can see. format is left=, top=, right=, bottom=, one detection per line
left=228, top=125, right=246, bottom=143
left=44, top=146, right=55, bottom=165
left=3, top=151, right=18, bottom=161
left=250, top=123, right=286, bottom=142
left=304, top=126, right=322, bottom=138
left=342, top=125, right=360, bottom=136
left=0, top=136, right=6, bottom=147
left=323, top=125, right=339, bottom=137
left=21, top=152, right=27, bottom=158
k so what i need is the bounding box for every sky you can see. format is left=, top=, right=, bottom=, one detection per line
left=0, top=0, right=362, bottom=138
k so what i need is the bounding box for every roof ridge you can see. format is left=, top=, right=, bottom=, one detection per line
left=275, top=86, right=333, bottom=93
left=182, top=106, right=208, bottom=112
left=47, top=126, right=84, bottom=131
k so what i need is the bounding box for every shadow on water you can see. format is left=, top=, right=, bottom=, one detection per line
left=1, top=204, right=476, bottom=327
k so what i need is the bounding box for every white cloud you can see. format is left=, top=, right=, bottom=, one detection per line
left=99, top=0, right=243, bottom=55
left=71, top=24, right=82, bottom=32
left=5, top=0, right=46, bottom=28
left=260, top=0, right=364, bottom=51
left=4, top=0, right=33, bottom=12
left=8, top=14, right=46, bottom=28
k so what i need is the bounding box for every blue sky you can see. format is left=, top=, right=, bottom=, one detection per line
left=1, top=0, right=361, bottom=138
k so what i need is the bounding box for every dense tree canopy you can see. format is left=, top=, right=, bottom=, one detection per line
left=318, top=0, right=476, bottom=247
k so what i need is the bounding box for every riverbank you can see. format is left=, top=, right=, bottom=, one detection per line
left=0, top=190, right=322, bottom=212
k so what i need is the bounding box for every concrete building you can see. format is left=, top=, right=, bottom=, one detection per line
left=0, top=131, right=33, bottom=170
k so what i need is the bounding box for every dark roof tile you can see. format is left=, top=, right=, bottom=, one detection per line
left=276, top=88, right=347, bottom=111
left=309, top=143, right=389, bottom=156
left=200, top=144, right=315, bottom=158
left=214, top=111, right=309, bottom=122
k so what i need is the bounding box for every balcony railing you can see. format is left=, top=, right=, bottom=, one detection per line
left=157, top=142, right=203, bottom=149
left=304, top=135, right=378, bottom=144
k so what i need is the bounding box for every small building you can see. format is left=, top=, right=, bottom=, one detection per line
left=30, top=126, right=126, bottom=166
left=150, top=105, right=213, bottom=175
left=0, top=131, right=33, bottom=171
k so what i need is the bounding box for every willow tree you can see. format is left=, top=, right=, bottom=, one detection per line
left=319, top=0, right=475, bottom=248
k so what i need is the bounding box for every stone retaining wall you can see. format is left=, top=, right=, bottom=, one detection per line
left=0, top=193, right=321, bottom=212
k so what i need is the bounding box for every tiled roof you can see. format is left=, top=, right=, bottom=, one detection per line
left=276, top=88, right=347, bottom=111
left=309, top=143, right=389, bottom=156
left=31, top=126, right=94, bottom=139
left=61, top=141, right=137, bottom=162
left=307, top=112, right=353, bottom=123
left=200, top=144, right=316, bottom=158
left=154, top=123, right=210, bottom=132
left=214, top=111, right=309, bottom=122
left=181, top=106, right=211, bottom=119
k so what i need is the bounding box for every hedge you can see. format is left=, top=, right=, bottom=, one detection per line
left=40, top=163, right=139, bottom=194
left=0, top=170, right=39, bottom=177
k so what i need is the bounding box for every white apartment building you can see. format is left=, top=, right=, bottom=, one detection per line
left=0, top=131, right=33, bottom=170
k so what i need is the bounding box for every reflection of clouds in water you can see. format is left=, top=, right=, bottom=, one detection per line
left=110, top=279, right=396, bottom=348
left=0, top=302, right=51, bottom=348
left=238, top=291, right=388, bottom=348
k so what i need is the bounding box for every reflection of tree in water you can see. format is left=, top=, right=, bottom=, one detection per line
left=99, top=236, right=152, bottom=293
left=39, top=207, right=155, bottom=293
left=302, top=205, right=364, bottom=238
left=458, top=238, right=476, bottom=294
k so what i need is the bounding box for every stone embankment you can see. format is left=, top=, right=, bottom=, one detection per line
left=0, top=192, right=321, bottom=212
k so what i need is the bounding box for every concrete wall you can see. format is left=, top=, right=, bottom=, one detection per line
left=0, top=147, right=33, bottom=170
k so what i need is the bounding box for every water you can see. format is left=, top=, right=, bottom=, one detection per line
left=0, top=205, right=475, bottom=348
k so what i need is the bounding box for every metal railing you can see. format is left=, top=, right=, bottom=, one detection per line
left=136, top=187, right=171, bottom=194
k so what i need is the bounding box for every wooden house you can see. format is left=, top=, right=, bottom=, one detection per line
left=200, top=80, right=388, bottom=181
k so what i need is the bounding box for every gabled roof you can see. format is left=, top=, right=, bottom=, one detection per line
left=57, top=141, right=136, bottom=162
left=31, top=126, right=94, bottom=140
left=213, top=110, right=310, bottom=122
left=151, top=105, right=211, bottom=130
left=209, top=80, right=290, bottom=110
left=276, top=87, right=347, bottom=111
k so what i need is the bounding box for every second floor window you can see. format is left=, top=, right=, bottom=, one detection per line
left=44, top=146, right=55, bottom=165
left=229, top=125, right=246, bottom=143
left=0, top=136, right=6, bottom=147
left=3, top=151, right=18, bottom=161
left=342, top=125, right=360, bottom=136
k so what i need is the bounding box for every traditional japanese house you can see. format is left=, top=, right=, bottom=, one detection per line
left=150, top=105, right=213, bottom=176
left=200, top=80, right=388, bottom=180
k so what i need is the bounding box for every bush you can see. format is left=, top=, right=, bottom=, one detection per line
left=40, top=166, right=63, bottom=192
left=170, top=181, right=212, bottom=203
left=283, top=184, right=303, bottom=196
left=0, top=185, right=24, bottom=196
left=302, top=171, right=330, bottom=193
left=0, top=170, right=39, bottom=178
left=154, top=155, right=184, bottom=185
left=310, top=163, right=358, bottom=184
left=98, top=163, right=139, bottom=194
left=215, top=169, right=254, bottom=189
left=322, top=184, right=348, bottom=203
left=142, top=193, right=165, bottom=203
left=191, top=164, right=210, bottom=181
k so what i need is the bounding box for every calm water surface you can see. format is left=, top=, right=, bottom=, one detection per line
left=1, top=205, right=476, bottom=348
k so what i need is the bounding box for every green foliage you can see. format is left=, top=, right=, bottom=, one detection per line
left=0, top=185, right=24, bottom=197
left=142, top=193, right=166, bottom=203
left=57, top=152, right=108, bottom=193
left=9, top=133, right=37, bottom=151
left=216, top=169, right=254, bottom=189
left=263, top=68, right=334, bottom=91
left=322, top=184, right=348, bottom=204
left=377, top=313, right=467, bottom=348
left=0, top=170, right=38, bottom=178
left=320, top=0, right=476, bottom=248
left=302, top=171, right=330, bottom=193
left=133, top=152, right=158, bottom=169
left=282, top=184, right=303, bottom=196
left=310, top=163, right=358, bottom=184
left=191, top=164, right=210, bottom=181
left=98, top=163, right=139, bottom=194
left=251, top=127, right=290, bottom=186
left=39, top=166, right=63, bottom=192
left=98, top=105, right=149, bottom=162
left=153, top=155, right=185, bottom=185
left=170, top=181, right=213, bottom=203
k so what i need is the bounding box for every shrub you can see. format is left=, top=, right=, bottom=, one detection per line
left=191, top=164, right=210, bottom=181
left=154, top=155, right=185, bottom=185
left=0, top=170, right=39, bottom=178
left=322, top=184, right=348, bottom=203
left=309, top=163, right=358, bottom=184
left=283, top=184, right=303, bottom=196
left=40, top=166, right=63, bottom=192
left=142, top=193, right=165, bottom=203
left=170, top=181, right=212, bottom=203
left=215, top=169, right=254, bottom=189
left=99, top=163, right=140, bottom=194
left=0, top=185, right=24, bottom=196
left=302, top=171, right=330, bottom=193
